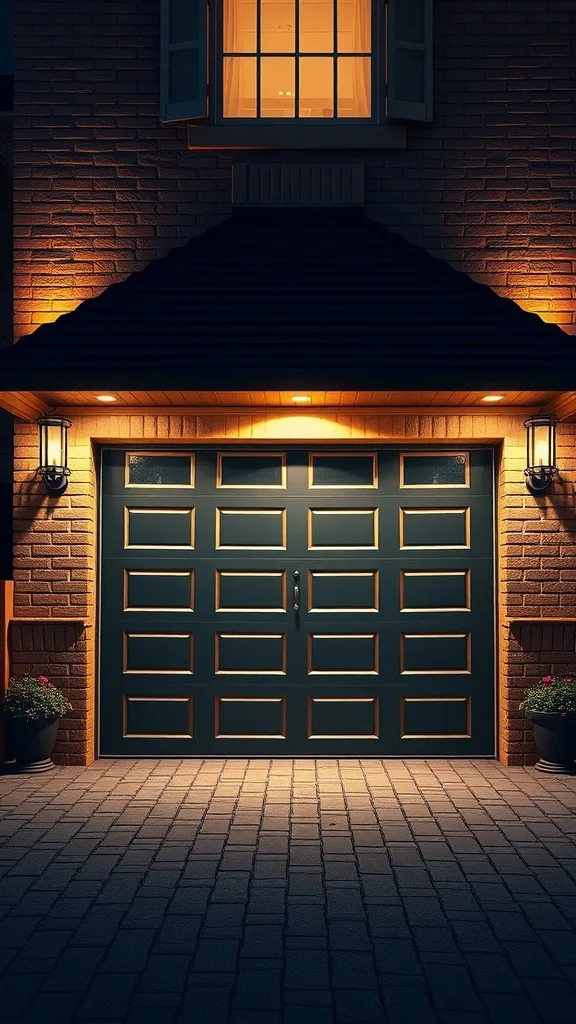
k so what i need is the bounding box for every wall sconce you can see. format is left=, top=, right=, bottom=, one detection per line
left=524, top=413, right=558, bottom=494
left=37, top=413, right=71, bottom=495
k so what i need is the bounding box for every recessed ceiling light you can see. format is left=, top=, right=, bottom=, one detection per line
left=291, top=395, right=312, bottom=404
left=482, top=395, right=505, bottom=403
left=96, top=395, right=117, bottom=403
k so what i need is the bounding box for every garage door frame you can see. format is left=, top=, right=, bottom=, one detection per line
left=96, top=442, right=498, bottom=758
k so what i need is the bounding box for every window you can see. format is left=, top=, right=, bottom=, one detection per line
left=222, top=0, right=372, bottom=120
left=161, top=0, right=432, bottom=143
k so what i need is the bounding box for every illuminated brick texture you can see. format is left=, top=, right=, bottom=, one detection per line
left=13, top=0, right=576, bottom=337
left=10, top=412, right=576, bottom=765
left=9, top=0, right=576, bottom=765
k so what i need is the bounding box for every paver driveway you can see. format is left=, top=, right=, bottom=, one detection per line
left=1, top=759, right=576, bottom=1023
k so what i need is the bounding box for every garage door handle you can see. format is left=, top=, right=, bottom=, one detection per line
left=293, top=570, right=300, bottom=612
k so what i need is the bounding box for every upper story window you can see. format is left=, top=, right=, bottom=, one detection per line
left=161, top=0, right=432, bottom=146
left=222, top=0, right=372, bottom=120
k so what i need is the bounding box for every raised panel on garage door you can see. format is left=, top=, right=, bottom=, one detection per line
left=99, top=446, right=495, bottom=756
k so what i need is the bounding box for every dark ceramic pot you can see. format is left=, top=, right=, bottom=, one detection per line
left=4, top=716, right=59, bottom=773
left=526, top=711, right=576, bottom=774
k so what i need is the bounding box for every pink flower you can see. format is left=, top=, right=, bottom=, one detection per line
left=37, top=675, right=50, bottom=687
left=561, top=712, right=567, bottom=718
left=542, top=676, right=553, bottom=684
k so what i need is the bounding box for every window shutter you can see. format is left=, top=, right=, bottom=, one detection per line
left=386, top=0, right=433, bottom=122
left=160, top=0, right=208, bottom=122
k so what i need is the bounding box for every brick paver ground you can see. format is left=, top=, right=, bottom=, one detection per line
left=1, top=759, right=576, bottom=1023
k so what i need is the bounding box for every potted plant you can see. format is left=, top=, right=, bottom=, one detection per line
left=1, top=674, right=72, bottom=773
left=520, top=674, right=576, bottom=774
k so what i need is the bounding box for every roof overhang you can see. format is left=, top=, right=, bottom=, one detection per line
left=1, top=368, right=576, bottom=393
left=2, top=389, right=576, bottom=422
left=1, top=210, right=574, bottom=406
left=0, top=392, right=50, bottom=419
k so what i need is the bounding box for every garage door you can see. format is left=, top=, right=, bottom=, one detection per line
left=99, top=446, right=495, bottom=756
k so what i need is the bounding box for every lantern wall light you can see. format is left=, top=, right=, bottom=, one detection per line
left=37, top=413, right=71, bottom=495
left=524, top=413, right=558, bottom=494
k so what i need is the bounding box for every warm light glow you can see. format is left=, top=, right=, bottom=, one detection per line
left=292, top=395, right=312, bottom=404
left=223, top=0, right=371, bottom=118
left=46, top=425, right=62, bottom=467
left=37, top=413, right=71, bottom=495
left=96, top=395, right=117, bottom=403
left=261, top=414, right=360, bottom=438
left=532, top=423, right=550, bottom=467
left=524, top=413, right=558, bottom=492
left=481, top=395, right=505, bottom=403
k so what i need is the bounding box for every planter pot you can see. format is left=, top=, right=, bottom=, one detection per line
left=3, top=716, right=60, bottom=773
left=525, top=711, right=576, bottom=774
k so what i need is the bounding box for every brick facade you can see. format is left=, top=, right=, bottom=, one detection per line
left=0, top=116, right=14, bottom=581
left=13, top=0, right=576, bottom=338
left=9, top=0, right=576, bottom=765
left=9, top=411, right=576, bottom=765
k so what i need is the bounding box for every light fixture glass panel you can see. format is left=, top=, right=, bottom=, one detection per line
left=299, top=0, right=333, bottom=53
left=299, top=57, right=333, bottom=118
left=37, top=414, right=71, bottom=495
left=224, top=0, right=257, bottom=51
left=261, top=58, right=295, bottom=117
left=337, top=57, right=371, bottom=117
left=532, top=422, right=551, bottom=467
left=260, top=0, right=295, bottom=53
left=39, top=427, right=47, bottom=467
left=337, top=0, right=370, bottom=52
left=46, top=424, right=63, bottom=468
left=524, top=414, right=558, bottom=492
left=223, top=57, right=257, bottom=116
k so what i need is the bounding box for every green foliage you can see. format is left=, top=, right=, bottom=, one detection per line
left=1, top=675, right=72, bottom=721
left=520, top=674, right=576, bottom=715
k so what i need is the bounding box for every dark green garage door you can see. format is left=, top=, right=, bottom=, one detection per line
left=99, top=446, right=495, bottom=756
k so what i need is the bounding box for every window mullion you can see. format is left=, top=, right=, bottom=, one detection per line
left=333, top=0, right=338, bottom=117
left=295, top=0, right=300, bottom=118
left=220, top=0, right=376, bottom=123
left=256, top=0, right=261, bottom=116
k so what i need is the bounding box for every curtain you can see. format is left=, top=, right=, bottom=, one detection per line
left=349, top=0, right=370, bottom=117
left=223, top=0, right=371, bottom=119
left=223, top=0, right=257, bottom=117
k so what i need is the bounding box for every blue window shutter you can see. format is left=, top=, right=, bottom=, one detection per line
left=161, top=0, right=208, bottom=122
left=386, top=0, right=433, bottom=122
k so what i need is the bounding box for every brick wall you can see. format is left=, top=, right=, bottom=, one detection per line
left=0, top=119, right=13, bottom=579
left=10, top=0, right=576, bottom=764
left=13, top=0, right=576, bottom=338
left=500, top=428, right=576, bottom=765
left=10, top=411, right=576, bottom=765
left=9, top=621, right=92, bottom=764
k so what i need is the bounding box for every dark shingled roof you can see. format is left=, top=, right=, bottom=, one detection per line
left=1, top=208, right=574, bottom=391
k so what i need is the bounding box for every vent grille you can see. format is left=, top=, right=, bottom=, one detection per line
left=232, top=163, right=365, bottom=207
